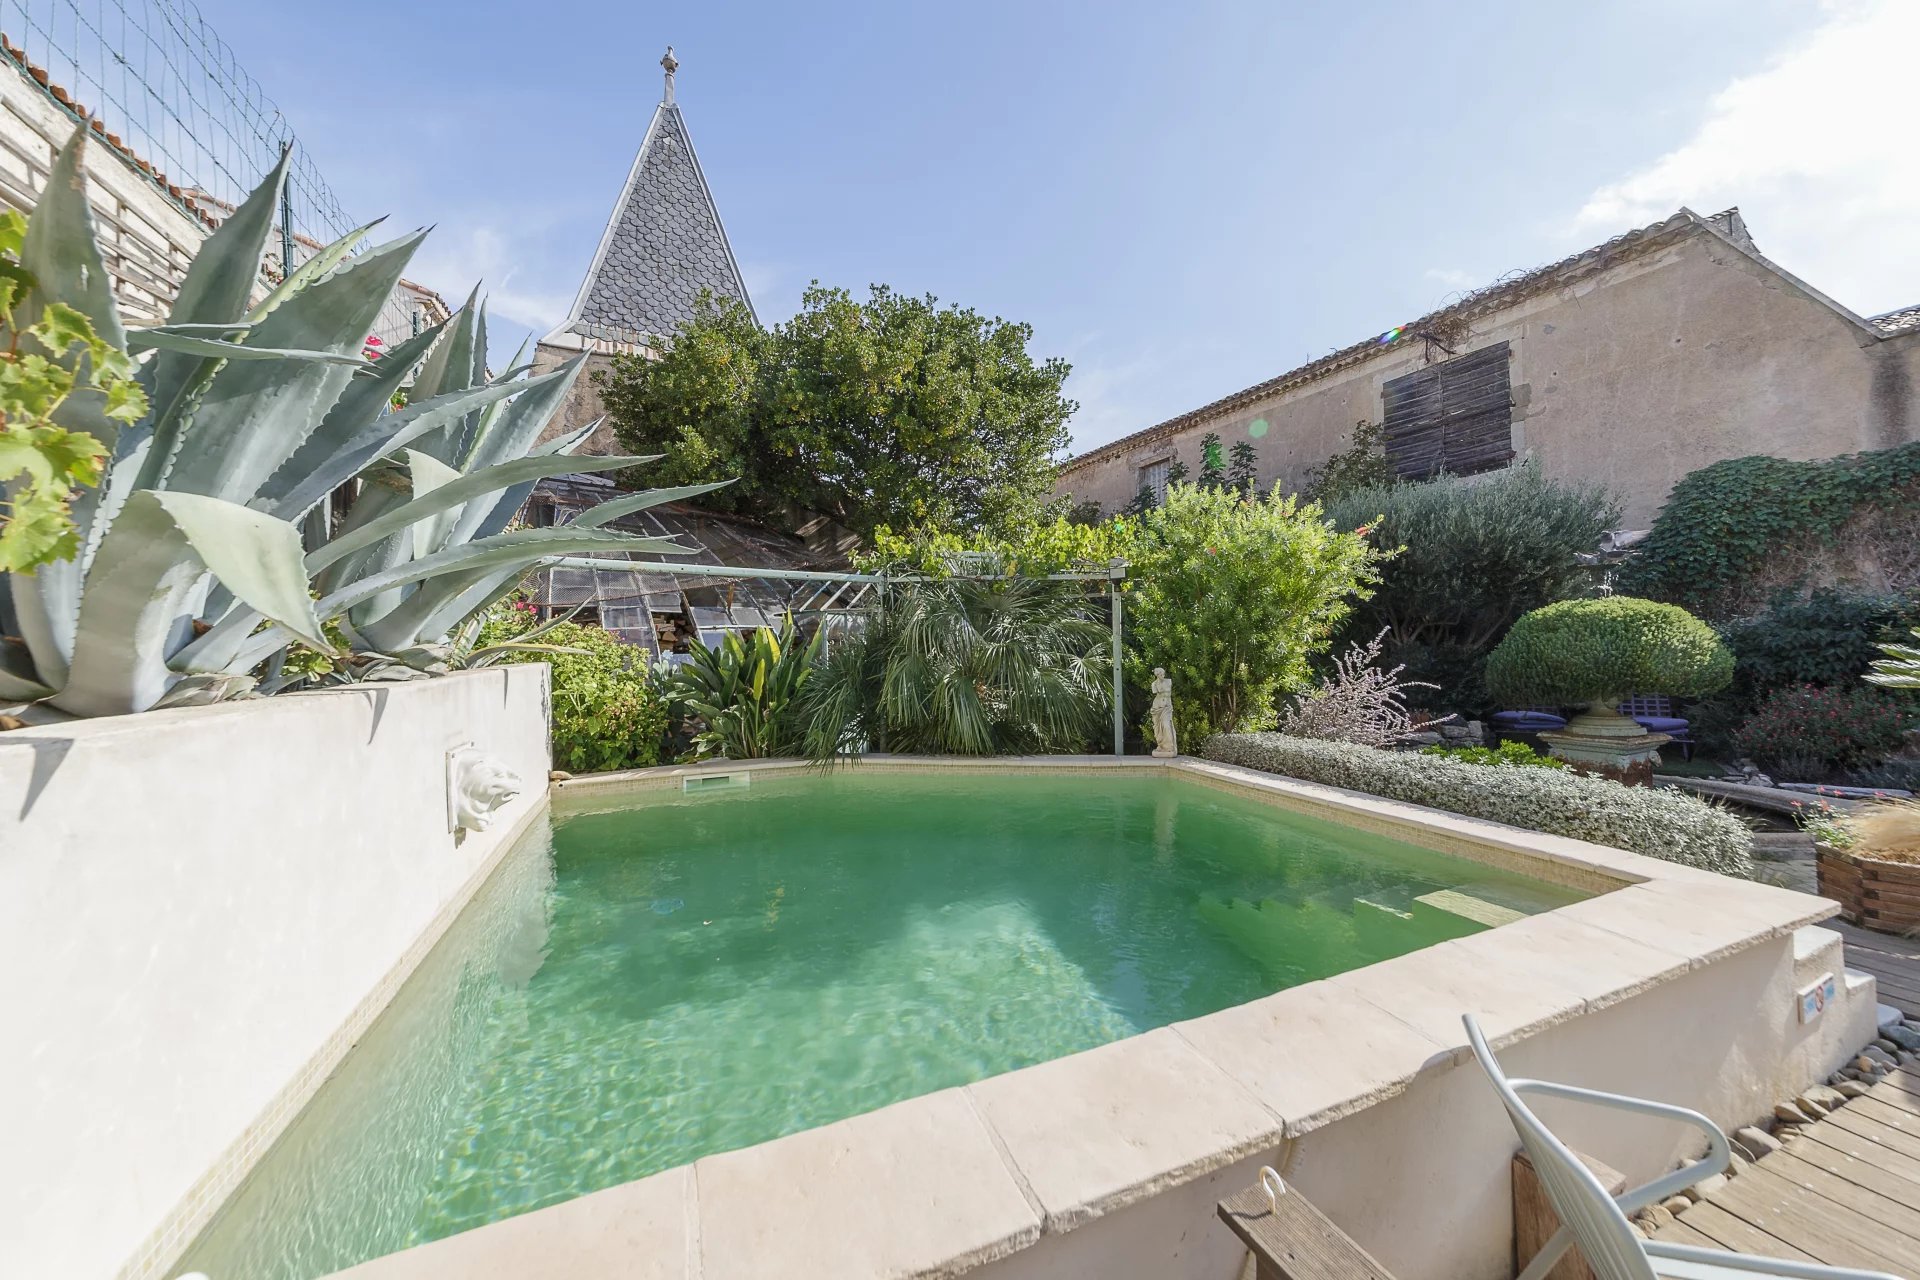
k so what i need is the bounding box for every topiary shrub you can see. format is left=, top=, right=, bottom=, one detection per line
left=1486, top=597, right=1733, bottom=707
left=1731, top=684, right=1912, bottom=775
left=1200, top=733, right=1752, bottom=875
left=1617, top=444, right=1920, bottom=618
left=1322, top=462, right=1619, bottom=714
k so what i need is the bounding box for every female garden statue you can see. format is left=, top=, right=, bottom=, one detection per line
left=1150, top=668, right=1178, bottom=758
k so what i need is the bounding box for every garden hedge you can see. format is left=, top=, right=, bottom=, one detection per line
left=1199, top=733, right=1753, bottom=876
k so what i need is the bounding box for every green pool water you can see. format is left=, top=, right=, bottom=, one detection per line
left=180, top=768, right=1585, bottom=1278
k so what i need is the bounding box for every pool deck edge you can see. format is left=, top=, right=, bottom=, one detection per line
left=324, top=754, right=1845, bottom=1280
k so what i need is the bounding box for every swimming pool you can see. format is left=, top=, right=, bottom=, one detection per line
left=179, top=766, right=1588, bottom=1278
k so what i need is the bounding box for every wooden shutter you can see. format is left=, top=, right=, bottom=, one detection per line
left=1381, top=342, right=1515, bottom=480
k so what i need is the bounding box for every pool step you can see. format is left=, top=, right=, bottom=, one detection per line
left=1414, top=889, right=1526, bottom=929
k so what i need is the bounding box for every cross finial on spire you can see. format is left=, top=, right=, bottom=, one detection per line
left=661, top=46, right=678, bottom=104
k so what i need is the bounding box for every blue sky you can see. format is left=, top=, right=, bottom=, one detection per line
left=188, top=0, right=1914, bottom=455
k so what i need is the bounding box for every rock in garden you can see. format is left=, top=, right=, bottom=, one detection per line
left=1793, top=1094, right=1830, bottom=1118
left=1801, top=1084, right=1847, bottom=1111
left=1690, top=1173, right=1728, bottom=1200
left=1885, top=1025, right=1920, bottom=1051
left=549, top=769, right=574, bottom=781
left=1773, top=1101, right=1816, bottom=1125
left=1638, top=1205, right=1675, bottom=1231
left=1836, top=1080, right=1872, bottom=1099
left=1733, top=1126, right=1781, bottom=1161
left=1864, top=1045, right=1898, bottom=1065
left=1875, top=1038, right=1903, bottom=1056
left=1660, top=1195, right=1692, bottom=1216
left=1727, top=1151, right=1750, bottom=1178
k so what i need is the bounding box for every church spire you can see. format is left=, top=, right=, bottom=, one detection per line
left=542, top=43, right=756, bottom=350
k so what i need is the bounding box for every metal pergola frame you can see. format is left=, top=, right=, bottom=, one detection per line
left=551, top=556, right=1132, bottom=756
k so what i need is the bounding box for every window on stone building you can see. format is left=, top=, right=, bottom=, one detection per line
left=1380, top=341, right=1515, bottom=480
left=1137, top=457, right=1171, bottom=504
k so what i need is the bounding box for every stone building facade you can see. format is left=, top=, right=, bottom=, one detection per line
left=1052, top=210, right=1920, bottom=530
left=531, top=49, right=755, bottom=455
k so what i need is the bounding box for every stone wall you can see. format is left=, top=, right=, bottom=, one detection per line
left=0, top=669, right=552, bottom=1280
left=1056, top=228, right=1920, bottom=530
left=532, top=338, right=634, bottom=455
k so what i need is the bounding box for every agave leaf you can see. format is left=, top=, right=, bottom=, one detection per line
left=9, top=127, right=132, bottom=683
left=50, top=491, right=327, bottom=716
left=228, top=527, right=688, bottom=673
left=307, top=453, right=651, bottom=574
left=0, top=633, right=53, bottom=700
left=468, top=641, right=589, bottom=667
left=18, top=126, right=126, bottom=371
left=532, top=419, right=605, bottom=458
left=259, top=371, right=525, bottom=520
left=126, top=330, right=374, bottom=364
left=571, top=479, right=735, bottom=529
left=246, top=216, right=386, bottom=326
left=162, top=229, right=427, bottom=502
left=132, top=150, right=289, bottom=489
left=326, top=526, right=689, bottom=622
left=462, top=356, right=583, bottom=478
left=406, top=287, right=482, bottom=462
left=127, top=328, right=373, bottom=365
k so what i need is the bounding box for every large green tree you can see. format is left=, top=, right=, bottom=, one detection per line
left=597, top=284, right=1075, bottom=537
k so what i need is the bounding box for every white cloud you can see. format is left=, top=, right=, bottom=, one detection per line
left=404, top=225, right=575, bottom=339
left=1572, top=0, right=1920, bottom=316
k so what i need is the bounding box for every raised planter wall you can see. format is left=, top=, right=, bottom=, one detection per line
left=1816, top=842, right=1920, bottom=933
left=0, top=669, right=552, bottom=1280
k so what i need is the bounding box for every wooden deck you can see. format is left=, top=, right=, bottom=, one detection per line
left=1651, top=1066, right=1920, bottom=1275
left=1838, top=920, right=1920, bottom=1019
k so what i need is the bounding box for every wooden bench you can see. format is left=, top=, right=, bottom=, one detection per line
left=1216, top=1181, right=1396, bottom=1280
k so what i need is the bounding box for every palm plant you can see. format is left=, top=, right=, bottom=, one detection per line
left=672, top=619, right=822, bottom=758
left=1868, top=628, right=1920, bottom=691
left=802, top=575, right=1111, bottom=759
left=0, top=126, right=716, bottom=718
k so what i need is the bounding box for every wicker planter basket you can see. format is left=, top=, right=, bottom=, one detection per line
left=1816, top=840, right=1920, bottom=933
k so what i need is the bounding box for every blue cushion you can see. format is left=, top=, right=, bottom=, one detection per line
left=1633, top=716, right=1690, bottom=735
left=1492, top=711, right=1567, bottom=731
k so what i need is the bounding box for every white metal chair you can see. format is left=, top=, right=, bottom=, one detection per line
left=1464, top=1014, right=1901, bottom=1280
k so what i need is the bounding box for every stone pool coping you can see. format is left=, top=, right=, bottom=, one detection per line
left=333, top=755, right=1840, bottom=1280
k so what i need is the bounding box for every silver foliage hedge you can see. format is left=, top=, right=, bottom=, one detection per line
left=0, top=126, right=710, bottom=717
left=1199, top=732, right=1753, bottom=876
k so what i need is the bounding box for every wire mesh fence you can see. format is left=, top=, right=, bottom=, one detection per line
left=0, top=0, right=358, bottom=248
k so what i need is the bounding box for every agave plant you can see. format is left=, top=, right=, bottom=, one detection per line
left=802, top=575, right=1110, bottom=759
left=672, top=619, right=822, bottom=759
left=0, top=125, right=717, bottom=718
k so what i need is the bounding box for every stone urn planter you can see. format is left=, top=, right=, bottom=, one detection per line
left=1815, top=840, right=1920, bottom=933
left=1486, top=597, right=1734, bottom=789
left=1537, top=699, right=1670, bottom=787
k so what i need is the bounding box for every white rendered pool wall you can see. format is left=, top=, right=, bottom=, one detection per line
left=329, top=755, right=1873, bottom=1280
left=0, top=667, right=552, bottom=1280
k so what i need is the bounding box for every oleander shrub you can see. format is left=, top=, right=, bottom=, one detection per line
left=1200, top=733, right=1752, bottom=875
left=482, top=617, right=668, bottom=772
left=1618, top=444, right=1920, bottom=618
left=1730, top=684, right=1912, bottom=775
left=1688, top=590, right=1917, bottom=753
left=1420, top=740, right=1566, bottom=769
left=1126, top=483, right=1381, bottom=742
left=1486, top=597, right=1733, bottom=706
left=1720, top=590, right=1917, bottom=700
